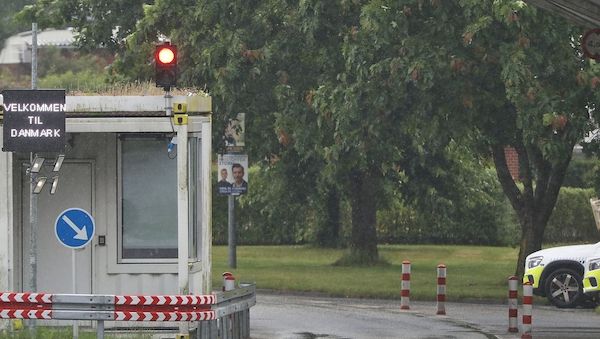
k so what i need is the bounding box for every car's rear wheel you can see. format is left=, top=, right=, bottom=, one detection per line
left=544, top=268, right=583, bottom=308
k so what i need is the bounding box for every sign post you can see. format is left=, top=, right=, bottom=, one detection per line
left=217, top=154, right=248, bottom=268
left=55, top=208, right=95, bottom=339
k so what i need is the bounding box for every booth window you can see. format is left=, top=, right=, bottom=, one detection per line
left=119, top=134, right=178, bottom=260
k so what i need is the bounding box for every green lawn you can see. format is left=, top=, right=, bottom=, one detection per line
left=211, top=244, right=524, bottom=302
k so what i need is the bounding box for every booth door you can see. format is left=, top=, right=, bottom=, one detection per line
left=22, top=161, right=93, bottom=294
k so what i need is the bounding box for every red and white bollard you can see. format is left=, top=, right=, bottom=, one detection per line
left=436, top=264, right=446, bottom=315
left=508, top=276, right=519, bottom=333
left=223, top=272, right=235, bottom=291
left=522, top=282, right=533, bottom=339
left=401, top=260, right=411, bottom=310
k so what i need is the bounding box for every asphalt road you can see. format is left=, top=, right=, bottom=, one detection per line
left=250, top=292, right=600, bottom=339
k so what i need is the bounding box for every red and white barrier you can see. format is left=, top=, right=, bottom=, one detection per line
left=401, top=261, right=411, bottom=310
left=522, top=282, right=533, bottom=339
left=114, top=310, right=215, bottom=321
left=0, top=292, right=52, bottom=304
left=0, top=291, right=216, bottom=322
left=436, top=264, right=446, bottom=315
left=0, top=309, right=52, bottom=319
left=0, top=292, right=53, bottom=319
left=114, top=295, right=215, bottom=306
left=508, top=276, right=518, bottom=333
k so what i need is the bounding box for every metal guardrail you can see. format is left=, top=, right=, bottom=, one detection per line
left=197, top=283, right=256, bottom=339
left=0, top=283, right=256, bottom=339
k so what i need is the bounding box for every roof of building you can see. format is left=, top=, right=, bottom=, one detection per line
left=526, top=0, right=600, bottom=28
left=0, top=28, right=75, bottom=65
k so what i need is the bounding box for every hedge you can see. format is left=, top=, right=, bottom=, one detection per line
left=544, top=187, right=600, bottom=243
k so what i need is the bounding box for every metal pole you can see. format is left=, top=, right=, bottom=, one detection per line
left=31, top=23, right=38, bottom=89
left=27, top=153, right=37, bottom=334
left=97, top=320, right=104, bottom=339
left=165, top=90, right=172, bottom=117
left=27, top=24, right=38, bottom=334
left=228, top=195, right=236, bottom=269
left=176, top=106, right=189, bottom=337
left=72, top=249, right=79, bottom=339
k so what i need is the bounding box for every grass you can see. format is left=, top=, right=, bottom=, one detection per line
left=211, top=244, right=523, bottom=302
left=0, top=326, right=153, bottom=338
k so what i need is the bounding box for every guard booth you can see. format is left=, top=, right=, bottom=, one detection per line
left=0, top=94, right=213, bottom=326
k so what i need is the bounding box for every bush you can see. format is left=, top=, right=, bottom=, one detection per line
left=544, top=187, right=600, bottom=243
left=563, top=155, right=598, bottom=188
left=377, top=167, right=518, bottom=246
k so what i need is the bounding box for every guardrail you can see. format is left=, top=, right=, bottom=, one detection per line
left=0, top=283, right=256, bottom=339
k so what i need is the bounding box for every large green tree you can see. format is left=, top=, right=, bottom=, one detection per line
left=328, top=0, right=599, bottom=275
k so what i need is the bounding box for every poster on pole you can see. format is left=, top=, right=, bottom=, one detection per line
left=217, top=154, right=248, bottom=195
left=224, top=113, right=245, bottom=153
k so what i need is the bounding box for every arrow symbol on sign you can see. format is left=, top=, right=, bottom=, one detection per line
left=61, top=215, right=88, bottom=241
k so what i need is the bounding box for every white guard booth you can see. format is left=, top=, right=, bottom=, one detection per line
left=0, top=94, right=212, bottom=328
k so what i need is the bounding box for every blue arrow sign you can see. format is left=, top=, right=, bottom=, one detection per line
left=54, top=208, right=95, bottom=249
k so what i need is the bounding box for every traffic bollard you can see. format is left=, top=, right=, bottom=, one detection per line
left=522, top=282, right=533, bottom=339
left=508, top=276, right=519, bottom=333
left=401, top=260, right=411, bottom=310
left=223, top=272, right=235, bottom=291
left=436, top=264, right=446, bottom=315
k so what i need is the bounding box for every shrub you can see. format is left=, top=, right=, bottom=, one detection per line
left=563, top=155, right=598, bottom=188
left=377, top=167, right=518, bottom=246
left=544, top=187, right=600, bottom=243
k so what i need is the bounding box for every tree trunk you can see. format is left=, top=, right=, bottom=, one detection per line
left=347, top=170, right=379, bottom=264
left=491, top=142, right=573, bottom=278
left=515, top=214, right=545, bottom=278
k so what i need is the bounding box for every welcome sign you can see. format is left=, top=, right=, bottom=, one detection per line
left=2, top=89, right=66, bottom=152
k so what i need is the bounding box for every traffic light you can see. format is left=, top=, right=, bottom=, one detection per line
left=154, top=42, right=177, bottom=89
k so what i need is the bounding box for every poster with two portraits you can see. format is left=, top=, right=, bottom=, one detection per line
left=218, top=113, right=248, bottom=195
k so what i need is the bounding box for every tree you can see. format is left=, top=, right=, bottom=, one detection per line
left=1, top=0, right=34, bottom=47
left=326, top=0, right=598, bottom=275
left=17, top=0, right=148, bottom=52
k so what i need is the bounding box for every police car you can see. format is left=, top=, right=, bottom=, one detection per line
left=583, top=254, right=600, bottom=296
left=524, top=243, right=600, bottom=308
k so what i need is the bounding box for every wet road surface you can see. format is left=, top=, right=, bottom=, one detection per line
left=251, top=292, right=600, bottom=339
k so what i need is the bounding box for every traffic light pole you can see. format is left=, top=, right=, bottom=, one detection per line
left=165, top=89, right=172, bottom=117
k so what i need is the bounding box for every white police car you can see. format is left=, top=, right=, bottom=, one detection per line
left=524, top=243, right=600, bottom=308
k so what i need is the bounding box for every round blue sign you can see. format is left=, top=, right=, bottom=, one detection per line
left=54, top=208, right=95, bottom=249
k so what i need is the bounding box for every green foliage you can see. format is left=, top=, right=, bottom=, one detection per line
left=212, top=162, right=317, bottom=245
left=562, top=155, right=598, bottom=188
left=38, top=70, right=107, bottom=92
left=0, top=0, right=33, bottom=47
left=544, top=188, right=599, bottom=243
left=16, top=0, right=148, bottom=52
left=378, top=161, right=517, bottom=246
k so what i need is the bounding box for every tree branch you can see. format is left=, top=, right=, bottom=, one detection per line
left=491, top=143, right=523, bottom=217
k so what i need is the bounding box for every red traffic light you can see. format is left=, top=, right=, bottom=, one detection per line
left=156, top=45, right=176, bottom=65
left=154, top=42, right=177, bottom=89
